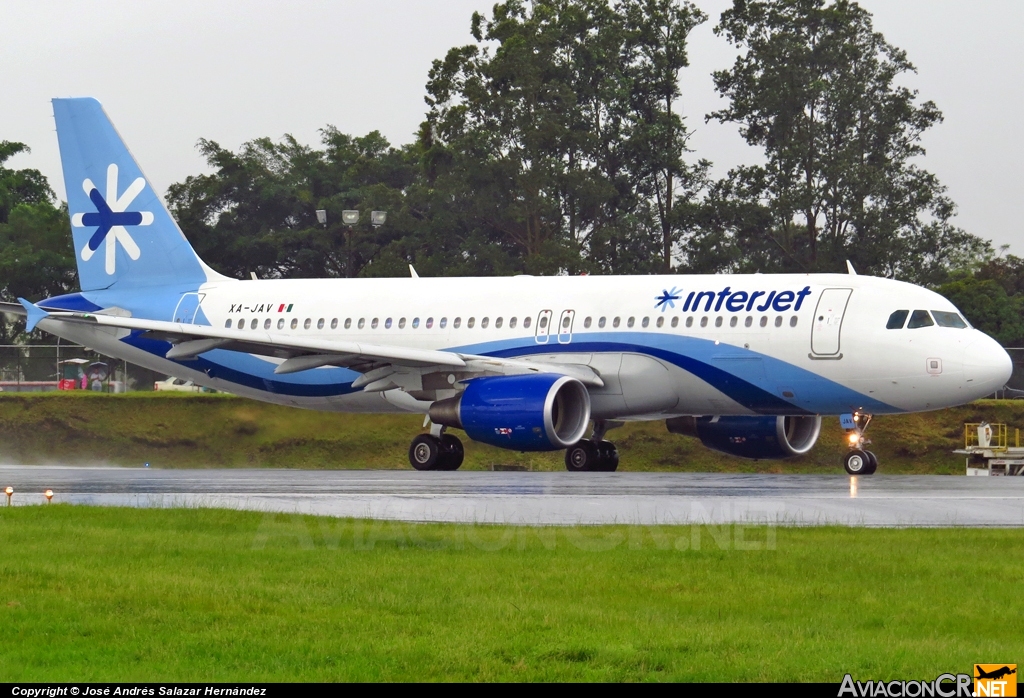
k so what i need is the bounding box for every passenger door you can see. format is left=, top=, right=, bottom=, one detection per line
left=172, top=292, right=204, bottom=324
left=535, top=309, right=553, bottom=344
left=810, top=288, right=852, bottom=357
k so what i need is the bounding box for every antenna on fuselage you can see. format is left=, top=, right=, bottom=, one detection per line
left=409, top=265, right=420, bottom=279
left=846, top=260, right=857, bottom=275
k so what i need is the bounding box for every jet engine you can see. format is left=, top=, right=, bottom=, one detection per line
left=429, top=374, right=591, bottom=451
left=666, top=415, right=821, bottom=459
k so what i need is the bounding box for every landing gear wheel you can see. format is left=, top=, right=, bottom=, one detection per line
left=565, top=440, right=600, bottom=472
left=864, top=450, right=878, bottom=475
left=844, top=449, right=870, bottom=475
left=439, top=434, right=465, bottom=471
left=409, top=434, right=442, bottom=471
left=597, top=441, right=619, bottom=472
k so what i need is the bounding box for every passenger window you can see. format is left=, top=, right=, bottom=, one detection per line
left=278, top=318, right=285, bottom=330
left=744, top=316, right=752, bottom=327
left=425, top=317, right=433, bottom=329
left=251, top=319, right=259, bottom=330
left=700, top=317, right=708, bottom=328
left=627, top=317, right=635, bottom=328
left=495, top=317, right=503, bottom=328
left=439, top=317, right=447, bottom=329
left=344, top=318, right=351, bottom=329
left=399, top=318, right=406, bottom=329
left=775, top=316, right=783, bottom=327
left=932, top=311, right=968, bottom=328
left=671, top=317, right=679, bottom=328
left=371, top=318, right=379, bottom=329
left=467, top=317, right=475, bottom=328
left=642, top=317, right=650, bottom=328
left=509, top=317, right=517, bottom=329
left=539, top=316, right=547, bottom=329
left=790, top=316, right=798, bottom=327
left=482, top=317, right=489, bottom=328
left=412, top=318, right=420, bottom=329
left=224, top=319, right=232, bottom=329
left=264, top=318, right=271, bottom=330
left=613, top=317, right=621, bottom=328
left=760, top=317, right=768, bottom=327
left=317, top=318, right=325, bottom=330
left=656, top=317, right=664, bottom=328
left=907, top=310, right=934, bottom=329
left=598, top=317, right=606, bottom=328
left=291, top=318, right=299, bottom=330
left=331, top=318, right=338, bottom=330
left=685, top=317, right=693, bottom=328
left=584, top=317, right=592, bottom=328
left=715, top=317, right=723, bottom=327
left=384, top=318, right=392, bottom=329
left=886, top=310, right=909, bottom=329
left=454, top=317, right=461, bottom=329
left=358, top=318, right=365, bottom=329
left=562, top=316, right=570, bottom=328
left=303, top=318, right=311, bottom=330
left=729, top=317, right=737, bottom=327
left=523, top=317, right=531, bottom=329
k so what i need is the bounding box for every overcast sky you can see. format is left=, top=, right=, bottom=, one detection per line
left=2, top=0, right=1021, bottom=255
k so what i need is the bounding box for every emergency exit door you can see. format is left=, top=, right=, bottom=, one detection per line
left=810, top=288, right=852, bottom=356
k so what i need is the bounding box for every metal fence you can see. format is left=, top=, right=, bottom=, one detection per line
left=0, top=343, right=166, bottom=393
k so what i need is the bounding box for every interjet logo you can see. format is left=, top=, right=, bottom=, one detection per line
left=70, top=163, right=153, bottom=275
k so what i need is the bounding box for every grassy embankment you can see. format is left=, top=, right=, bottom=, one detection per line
left=1, top=505, right=1021, bottom=681
left=1, top=392, right=1022, bottom=472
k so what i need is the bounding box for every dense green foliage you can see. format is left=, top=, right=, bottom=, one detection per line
left=1, top=392, right=1020, bottom=473
left=2, top=506, right=1022, bottom=680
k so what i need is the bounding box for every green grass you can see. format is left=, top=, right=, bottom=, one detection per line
left=0, top=506, right=1020, bottom=681
left=2, top=392, right=1023, bottom=472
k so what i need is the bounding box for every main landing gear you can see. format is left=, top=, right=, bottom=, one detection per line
left=565, top=420, right=622, bottom=472
left=409, top=431, right=464, bottom=471
left=843, top=412, right=878, bottom=475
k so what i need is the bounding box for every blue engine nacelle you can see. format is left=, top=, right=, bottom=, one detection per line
left=428, top=374, right=591, bottom=451
left=666, top=415, right=821, bottom=459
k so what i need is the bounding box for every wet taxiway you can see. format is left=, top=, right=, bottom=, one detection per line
left=1, top=466, right=1022, bottom=526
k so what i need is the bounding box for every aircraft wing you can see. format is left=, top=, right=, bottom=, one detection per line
left=18, top=300, right=604, bottom=390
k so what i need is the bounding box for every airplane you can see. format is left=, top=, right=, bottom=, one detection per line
left=976, top=667, right=1016, bottom=681
left=0, top=98, right=1013, bottom=474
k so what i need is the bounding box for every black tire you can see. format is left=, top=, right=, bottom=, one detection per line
left=864, top=450, right=878, bottom=475
left=409, top=434, right=442, bottom=471
left=597, top=440, right=619, bottom=472
left=844, top=449, right=870, bottom=475
left=439, top=434, right=465, bottom=471
left=565, top=440, right=599, bottom=472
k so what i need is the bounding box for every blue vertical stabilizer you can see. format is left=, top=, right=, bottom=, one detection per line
left=52, top=97, right=213, bottom=292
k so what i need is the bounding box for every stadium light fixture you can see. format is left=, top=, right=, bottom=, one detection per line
left=342, top=210, right=359, bottom=226
left=370, top=211, right=387, bottom=228
left=315, top=209, right=327, bottom=226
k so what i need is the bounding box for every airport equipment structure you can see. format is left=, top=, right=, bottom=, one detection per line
left=956, top=422, right=1024, bottom=476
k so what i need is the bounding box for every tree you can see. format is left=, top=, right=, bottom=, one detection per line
left=704, top=0, right=989, bottom=282
left=425, top=0, right=708, bottom=274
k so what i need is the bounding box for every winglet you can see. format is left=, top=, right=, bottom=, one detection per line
left=18, top=298, right=48, bottom=332
left=846, top=260, right=857, bottom=275
left=409, top=265, right=420, bottom=279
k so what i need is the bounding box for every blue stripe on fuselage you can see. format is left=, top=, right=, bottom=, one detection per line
left=119, top=328, right=895, bottom=414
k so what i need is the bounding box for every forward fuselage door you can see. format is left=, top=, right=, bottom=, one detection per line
left=557, top=310, right=575, bottom=344
left=535, top=309, right=553, bottom=344
left=810, top=288, right=853, bottom=357
left=173, top=292, right=205, bottom=324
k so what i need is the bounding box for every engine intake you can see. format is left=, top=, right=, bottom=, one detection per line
left=429, top=374, right=591, bottom=451
left=666, top=415, right=821, bottom=460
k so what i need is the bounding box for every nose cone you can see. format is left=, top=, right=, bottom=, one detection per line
left=963, top=333, right=1013, bottom=395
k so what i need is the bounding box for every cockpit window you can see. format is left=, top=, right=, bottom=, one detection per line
left=932, top=311, right=968, bottom=329
left=886, top=310, right=909, bottom=329
left=907, top=309, right=934, bottom=329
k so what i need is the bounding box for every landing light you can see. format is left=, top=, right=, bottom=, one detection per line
left=847, top=433, right=860, bottom=445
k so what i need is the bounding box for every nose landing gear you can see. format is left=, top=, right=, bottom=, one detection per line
left=842, top=412, right=877, bottom=475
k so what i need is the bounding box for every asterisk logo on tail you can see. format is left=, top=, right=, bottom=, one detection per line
left=71, top=163, right=153, bottom=274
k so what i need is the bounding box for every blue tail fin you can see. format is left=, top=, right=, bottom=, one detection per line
left=53, top=98, right=216, bottom=292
